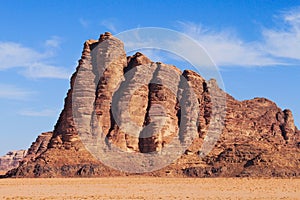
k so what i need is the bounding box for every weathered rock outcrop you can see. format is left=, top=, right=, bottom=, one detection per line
left=0, top=150, right=27, bottom=175
left=24, top=132, right=53, bottom=160
left=5, top=32, right=300, bottom=178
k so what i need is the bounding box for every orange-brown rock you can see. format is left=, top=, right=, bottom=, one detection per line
left=24, top=132, right=53, bottom=160
left=4, top=33, right=299, bottom=178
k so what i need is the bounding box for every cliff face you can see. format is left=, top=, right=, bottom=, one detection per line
left=0, top=150, right=27, bottom=175
left=4, top=32, right=300, bottom=178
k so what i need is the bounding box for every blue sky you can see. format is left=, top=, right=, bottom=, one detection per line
left=0, top=0, right=299, bottom=155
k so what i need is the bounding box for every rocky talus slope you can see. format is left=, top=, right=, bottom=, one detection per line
left=4, top=32, right=299, bottom=178
left=0, top=132, right=52, bottom=175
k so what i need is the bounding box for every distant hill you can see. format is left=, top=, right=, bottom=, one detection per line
left=0, top=150, right=27, bottom=175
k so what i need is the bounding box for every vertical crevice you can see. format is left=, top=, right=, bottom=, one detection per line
left=142, top=63, right=161, bottom=126
left=180, top=71, right=207, bottom=144
left=279, top=124, right=288, bottom=141
left=104, top=108, right=117, bottom=149
left=109, top=65, right=138, bottom=150
left=177, top=74, right=187, bottom=143
left=176, top=102, right=181, bottom=127
left=138, top=63, right=160, bottom=153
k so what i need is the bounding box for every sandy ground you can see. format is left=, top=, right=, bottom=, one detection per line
left=0, top=177, right=299, bottom=199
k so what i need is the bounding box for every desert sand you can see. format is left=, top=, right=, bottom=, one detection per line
left=0, top=177, right=299, bottom=199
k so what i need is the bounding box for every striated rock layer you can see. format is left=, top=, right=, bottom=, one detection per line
left=0, top=150, right=27, bottom=175
left=4, top=32, right=300, bottom=178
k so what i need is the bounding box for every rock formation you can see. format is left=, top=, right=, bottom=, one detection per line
left=4, top=32, right=300, bottom=178
left=0, top=150, right=27, bottom=175
left=24, top=132, right=53, bottom=161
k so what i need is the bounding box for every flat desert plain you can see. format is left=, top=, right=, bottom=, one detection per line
left=0, top=177, right=299, bottom=199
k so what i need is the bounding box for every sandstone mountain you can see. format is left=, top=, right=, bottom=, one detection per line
left=3, top=32, right=300, bottom=178
left=0, top=150, right=27, bottom=175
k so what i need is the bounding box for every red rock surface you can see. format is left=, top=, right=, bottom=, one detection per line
left=4, top=33, right=300, bottom=178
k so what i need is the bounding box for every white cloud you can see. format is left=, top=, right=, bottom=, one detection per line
left=101, top=19, right=117, bottom=33
left=20, top=63, right=71, bottom=79
left=179, top=22, right=284, bottom=67
left=178, top=7, right=300, bottom=67
left=119, top=9, right=300, bottom=69
left=19, top=108, right=57, bottom=117
left=0, top=84, right=34, bottom=100
left=0, top=42, right=45, bottom=70
left=0, top=40, right=71, bottom=79
left=262, top=8, right=300, bottom=60
left=45, top=36, right=61, bottom=48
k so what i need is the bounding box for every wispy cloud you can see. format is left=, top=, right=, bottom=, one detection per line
left=0, top=39, right=71, bottom=79
left=178, top=7, right=300, bottom=67
left=79, top=18, right=89, bottom=28
left=45, top=36, right=62, bottom=48
left=262, top=7, right=300, bottom=60
left=0, top=84, right=34, bottom=100
left=20, top=63, right=71, bottom=79
left=19, top=108, right=57, bottom=117
left=179, top=22, right=284, bottom=67
left=0, top=42, right=45, bottom=70
left=100, top=19, right=117, bottom=33
left=119, top=8, right=299, bottom=68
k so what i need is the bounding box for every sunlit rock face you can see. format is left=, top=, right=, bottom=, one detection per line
left=4, top=32, right=299, bottom=178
